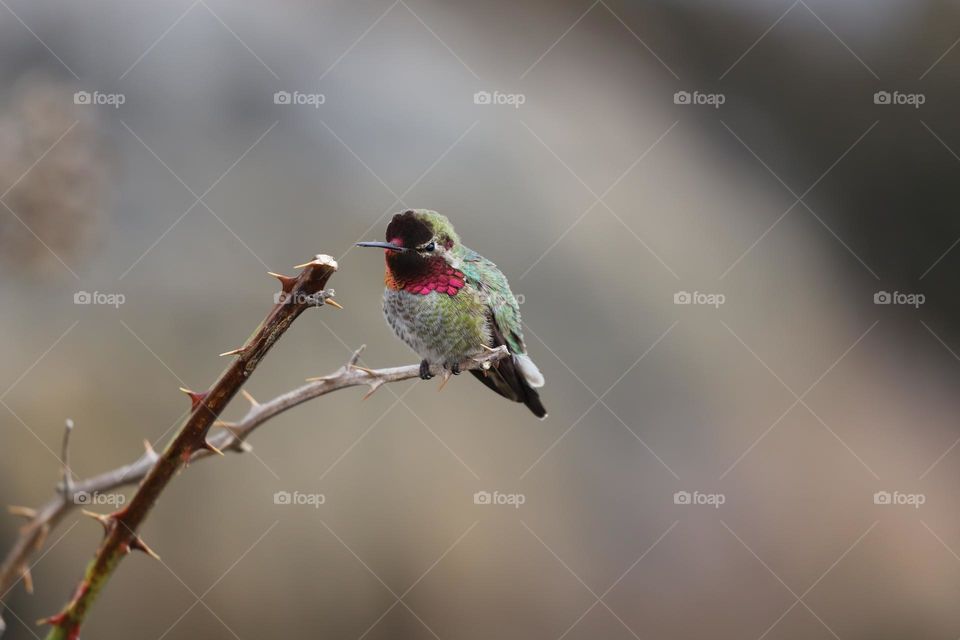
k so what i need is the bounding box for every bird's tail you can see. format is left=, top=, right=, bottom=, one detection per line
left=470, top=354, right=547, bottom=419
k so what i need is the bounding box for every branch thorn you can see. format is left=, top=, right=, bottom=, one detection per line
left=128, top=536, right=161, bottom=561
left=437, top=371, right=452, bottom=392
left=38, top=612, right=68, bottom=628
left=143, top=439, right=158, bottom=461
left=21, top=566, right=33, bottom=594
left=218, top=347, right=245, bottom=357
left=324, top=297, right=344, bottom=310
left=362, top=380, right=383, bottom=401
left=81, top=510, right=113, bottom=533
left=202, top=441, right=224, bottom=456
left=8, top=505, right=37, bottom=520
left=179, top=387, right=207, bottom=410
left=268, top=271, right=297, bottom=294
left=350, top=364, right=377, bottom=376
left=241, top=389, right=260, bottom=407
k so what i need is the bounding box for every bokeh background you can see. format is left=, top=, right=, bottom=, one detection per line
left=1, top=0, right=960, bottom=638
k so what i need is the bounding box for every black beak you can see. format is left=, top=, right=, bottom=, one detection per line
left=356, top=241, right=407, bottom=252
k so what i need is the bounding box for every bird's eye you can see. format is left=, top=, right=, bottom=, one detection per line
left=422, top=241, right=436, bottom=252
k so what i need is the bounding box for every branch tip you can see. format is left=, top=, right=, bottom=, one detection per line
left=21, top=566, right=33, bottom=594
left=348, top=345, right=366, bottom=366
left=60, top=419, right=76, bottom=497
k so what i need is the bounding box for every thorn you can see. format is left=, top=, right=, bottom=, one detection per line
left=295, top=254, right=338, bottom=270
left=21, top=566, right=33, bottom=594
left=268, top=271, right=297, bottom=294
left=437, top=372, right=452, bottom=392
left=324, top=297, right=344, bottom=310
left=350, top=364, right=377, bottom=375
left=215, top=421, right=246, bottom=443
left=82, top=509, right=112, bottom=533
left=38, top=612, right=68, bottom=628
left=219, top=347, right=245, bottom=357
left=480, top=343, right=497, bottom=352
left=305, top=374, right=333, bottom=382
left=241, top=389, right=260, bottom=407
left=202, top=440, right=224, bottom=456
left=143, top=439, right=157, bottom=459
left=129, top=536, right=161, bottom=561
left=8, top=505, right=37, bottom=520
left=32, top=524, right=49, bottom=551
left=179, top=387, right=207, bottom=410
left=362, top=381, right=383, bottom=401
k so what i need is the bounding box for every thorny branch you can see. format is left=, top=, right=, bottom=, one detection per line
left=0, top=255, right=509, bottom=639
left=16, top=254, right=340, bottom=640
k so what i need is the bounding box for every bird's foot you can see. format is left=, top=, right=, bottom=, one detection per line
left=449, top=362, right=462, bottom=376
left=419, top=359, right=434, bottom=380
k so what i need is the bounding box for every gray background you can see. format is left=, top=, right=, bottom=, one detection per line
left=1, top=0, right=960, bottom=638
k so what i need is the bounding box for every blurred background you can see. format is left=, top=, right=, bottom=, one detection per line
left=1, top=0, right=960, bottom=637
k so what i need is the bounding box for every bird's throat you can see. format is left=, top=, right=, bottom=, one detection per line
left=384, top=256, right=465, bottom=296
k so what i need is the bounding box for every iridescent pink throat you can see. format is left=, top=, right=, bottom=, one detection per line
left=385, top=257, right=466, bottom=297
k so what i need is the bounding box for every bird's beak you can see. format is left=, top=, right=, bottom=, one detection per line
left=356, top=241, right=407, bottom=252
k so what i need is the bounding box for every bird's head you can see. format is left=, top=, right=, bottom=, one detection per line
left=356, top=210, right=461, bottom=275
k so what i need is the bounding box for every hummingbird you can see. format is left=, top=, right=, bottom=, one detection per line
left=357, top=209, right=547, bottom=418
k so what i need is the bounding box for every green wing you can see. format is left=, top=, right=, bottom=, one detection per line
left=458, top=246, right=526, bottom=355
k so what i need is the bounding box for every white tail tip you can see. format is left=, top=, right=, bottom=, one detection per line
left=514, top=354, right=545, bottom=388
